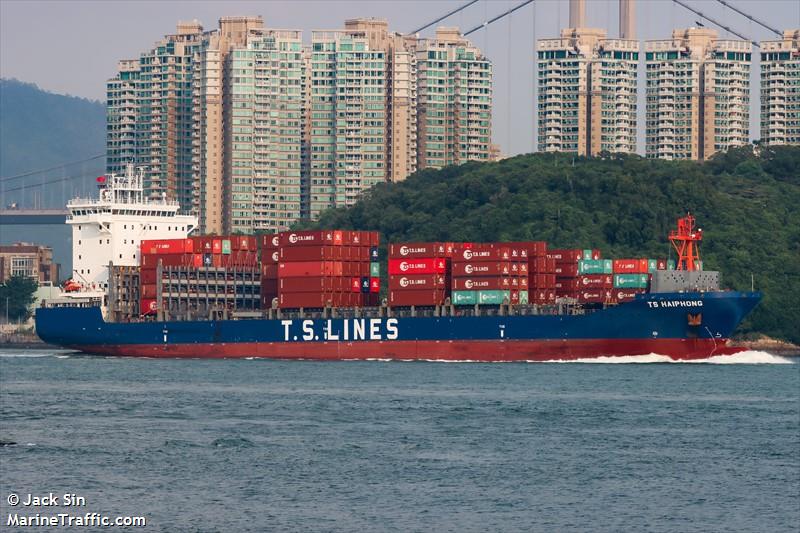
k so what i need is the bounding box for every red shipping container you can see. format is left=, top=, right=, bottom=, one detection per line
left=140, top=298, right=158, bottom=315
left=369, top=231, right=380, bottom=247
left=279, top=277, right=336, bottom=293
left=576, top=275, right=613, bottom=288
left=389, top=290, right=448, bottom=307
left=388, top=258, right=448, bottom=275
left=279, top=230, right=343, bottom=247
left=547, top=249, right=582, bottom=263
left=611, top=289, right=646, bottom=302
left=230, top=236, right=256, bottom=251
left=370, top=278, right=380, bottom=293
left=555, top=278, right=580, bottom=291
left=261, top=278, right=278, bottom=294
left=529, top=257, right=548, bottom=272
left=554, top=263, right=579, bottom=277
left=451, top=261, right=527, bottom=277
left=140, top=254, right=189, bottom=269
left=262, top=249, right=280, bottom=264
left=140, top=284, right=158, bottom=298
left=613, top=259, right=649, bottom=274
left=262, top=264, right=279, bottom=278
left=577, top=290, right=611, bottom=303
left=279, top=292, right=349, bottom=309
left=141, top=238, right=193, bottom=256
left=389, top=274, right=448, bottom=290
left=280, top=246, right=343, bottom=262
left=278, top=261, right=343, bottom=278
left=656, top=259, right=668, bottom=270
left=259, top=234, right=280, bottom=250
left=388, top=242, right=454, bottom=258
left=452, top=277, right=512, bottom=291
left=453, top=243, right=523, bottom=262
left=139, top=269, right=159, bottom=284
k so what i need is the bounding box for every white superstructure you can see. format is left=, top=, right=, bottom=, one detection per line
left=67, top=164, right=197, bottom=292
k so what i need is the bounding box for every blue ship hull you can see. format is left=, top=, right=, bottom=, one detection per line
left=35, top=291, right=761, bottom=361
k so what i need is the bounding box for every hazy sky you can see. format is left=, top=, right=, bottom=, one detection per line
left=1, top=0, right=798, bottom=156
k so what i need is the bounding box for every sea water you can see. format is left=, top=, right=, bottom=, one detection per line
left=1, top=350, right=797, bottom=532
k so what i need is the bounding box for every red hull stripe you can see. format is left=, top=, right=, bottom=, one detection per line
left=69, top=338, right=743, bottom=361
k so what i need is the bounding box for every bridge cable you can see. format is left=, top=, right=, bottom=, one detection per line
left=410, top=0, right=480, bottom=34
left=713, top=0, right=781, bottom=37
left=0, top=154, right=105, bottom=182
left=671, top=0, right=759, bottom=47
left=464, top=0, right=535, bottom=37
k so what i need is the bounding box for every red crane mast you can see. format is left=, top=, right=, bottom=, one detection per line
left=669, top=213, right=703, bottom=271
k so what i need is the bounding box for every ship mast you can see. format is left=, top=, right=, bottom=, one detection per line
left=669, top=213, right=703, bottom=271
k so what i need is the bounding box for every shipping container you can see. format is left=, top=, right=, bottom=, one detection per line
left=221, top=239, right=232, bottom=255
left=453, top=243, right=523, bottom=262
left=140, top=298, right=158, bottom=315
left=279, top=292, right=351, bottom=309
left=388, top=258, right=448, bottom=275
left=231, top=236, right=257, bottom=251
left=547, top=249, right=583, bottom=263
left=554, top=263, right=579, bottom=277
left=577, top=259, right=612, bottom=275
left=388, top=242, right=454, bottom=258
left=278, top=261, right=343, bottom=278
left=389, top=274, right=449, bottom=290
left=370, top=278, right=380, bottom=293
left=451, top=262, right=526, bottom=277
left=280, top=246, right=343, bottom=262
left=576, top=274, right=614, bottom=288
left=611, top=289, right=646, bottom=302
left=260, top=278, right=278, bottom=295
left=613, top=273, right=650, bottom=289
left=279, top=230, right=344, bottom=247
left=582, top=249, right=602, bottom=260
left=259, top=234, right=280, bottom=250
left=451, top=291, right=477, bottom=305
left=141, top=238, right=194, bottom=256
left=452, top=277, right=513, bottom=291
left=141, top=284, right=158, bottom=298
left=369, top=246, right=379, bottom=262
left=578, top=290, right=611, bottom=303
left=612, top=259, right=649, bottom=274
left=388, top=290, right=448, bottom=307
left=279, top=277, right=340, bottom=293
left=262, top=264, right=279, bottom=279
left=370, top=262, right=380, bottom=277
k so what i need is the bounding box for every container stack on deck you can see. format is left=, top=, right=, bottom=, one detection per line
left=276, top=230, right=379, bottom=309
left=511, top=241, right=555, bottom=305
left=259, top=234, right=280, bottom=309
left=387, top=243, right=453, bottom=306
left=139, top=236, right=260, bottom=316
left=450, top=243, right=528, bottom=305
left=548, top=248, right=610, bottom=303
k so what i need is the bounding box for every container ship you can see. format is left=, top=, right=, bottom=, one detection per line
left=35, top=170, right=761, bottom=361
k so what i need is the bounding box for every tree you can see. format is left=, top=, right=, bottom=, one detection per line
left=0, top=275, right=38, bottom=322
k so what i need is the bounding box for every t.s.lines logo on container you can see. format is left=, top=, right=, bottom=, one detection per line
left=399, top=262, right=410, bottom=272
left=465, top=264, right=474, bottom=274
left=288, top=233, right=299, bottom=244
left=464, top=279, right=474, bottom=289
left=463, top=250, right=473, bottom=260
left=399, top=277, right=410, bottom=288
left=271, top=251, right=279, bottom=262
left=400, top=246, right=410, bottom=256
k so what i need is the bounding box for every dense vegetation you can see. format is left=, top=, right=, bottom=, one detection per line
left=0, top=275, right=38, bottom=322
left=301, top=146, right=800, bottom=344
left=0, top=79, right=105, bottom=207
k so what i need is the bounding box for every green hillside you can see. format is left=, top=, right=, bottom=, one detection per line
left=302, top=146, right=800, bottom=344
left=0, top=79, right=105, bottom=207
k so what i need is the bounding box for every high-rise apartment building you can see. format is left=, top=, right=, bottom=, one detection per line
left=192, top=16, right=264, bottom=235
left=416, top=28, right=493, bottom=168
left=223, top=29, right=305, bottom=233
left=108, top=18, right=492, bottom=232
left=537, top=28, right=638, bottom=155
left=760, top=29, right=800, bottom=146
left=107, top=21, right=205, bottom=213
left=645, top=28, right=751, bottom=160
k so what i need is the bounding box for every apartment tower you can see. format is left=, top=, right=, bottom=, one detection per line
left=645, top=28, right=751, bottom=160
left=416, top=28, right=493, bottom=168
left=760, top=29, right=800, bottom=146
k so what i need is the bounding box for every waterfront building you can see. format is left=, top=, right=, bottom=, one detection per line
left=760, top=29, right=800, bottom=146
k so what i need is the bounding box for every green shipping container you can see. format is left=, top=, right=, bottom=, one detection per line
left=519, top=291, right=529, bottom=305
left=452, top=291, right=477, bottom=305
left=613, top=274, right=649, bottom=288
left=583, top=249, right=594, bottom=260
left=222, top=239, right=231, bottom=255
left=647, top=259, right=658, bottom=272
left=578, top=259, right=607, bottom=274
left=370, top=262, right=380, bottom=277
left=478, top=290, right=511, bottom=305
left=668, top=259, right=676, bottom=270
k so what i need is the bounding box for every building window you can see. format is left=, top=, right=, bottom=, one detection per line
left=119, top=254, right=122, bottom=259
left=10, top=257, right=34, bottom=278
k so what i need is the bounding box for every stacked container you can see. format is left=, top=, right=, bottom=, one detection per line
left=387, top=242, right=453, bottom=306
left=450, top=243, right=528, bottom=305
left=139, top=236, right=260, bottom=315
left=511, top=241, right=556, bottom=305
left=259, top=234, right=280, bottom=309
left=548, top=248, right=612, bottom=303
left=276, top=230, right=379, bottom=308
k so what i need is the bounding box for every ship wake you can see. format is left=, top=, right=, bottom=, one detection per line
left=543, top=350, right=794, bottom=364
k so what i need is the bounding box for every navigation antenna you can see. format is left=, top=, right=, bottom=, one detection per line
left=669, top=213, right=703, bottom=271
